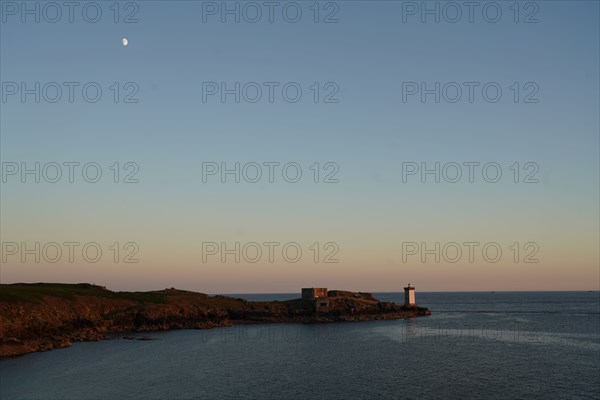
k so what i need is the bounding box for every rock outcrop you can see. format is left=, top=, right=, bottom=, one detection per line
left=0, top=283, right=431, bottom=357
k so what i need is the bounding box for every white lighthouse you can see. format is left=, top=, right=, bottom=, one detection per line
left=404, top=284, right=416, bottom=306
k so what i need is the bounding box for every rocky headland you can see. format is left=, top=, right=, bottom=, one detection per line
left=0, top=283, right=431, bottom=357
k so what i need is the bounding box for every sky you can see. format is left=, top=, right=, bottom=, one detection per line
left=1, top=0, right=599, bottom=293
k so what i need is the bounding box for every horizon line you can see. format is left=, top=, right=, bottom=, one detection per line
left=1, top=282, right=598, bottom=294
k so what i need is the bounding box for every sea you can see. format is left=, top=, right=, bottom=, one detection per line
left=1, top=292, right=599, bottom=399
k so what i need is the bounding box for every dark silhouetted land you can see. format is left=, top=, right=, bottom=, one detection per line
left=0, top=283, right=430, bottom=357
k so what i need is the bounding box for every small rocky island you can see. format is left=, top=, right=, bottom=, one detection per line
left=0, top=283, right=431, bottom=357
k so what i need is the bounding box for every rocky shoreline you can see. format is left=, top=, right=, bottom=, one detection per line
left=0, top=283, right=431, bottom=357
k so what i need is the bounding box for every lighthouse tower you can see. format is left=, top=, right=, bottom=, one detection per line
left=404, top=284, right=416, bottom=306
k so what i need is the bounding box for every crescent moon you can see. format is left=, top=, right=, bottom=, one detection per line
left=122, top=38, right=128, bottom=46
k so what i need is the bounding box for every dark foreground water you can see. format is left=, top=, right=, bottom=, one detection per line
left=1, top=292, right=599, bottom=399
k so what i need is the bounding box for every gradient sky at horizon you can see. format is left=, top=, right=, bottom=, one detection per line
left=1, top=1, right=598, bottom=293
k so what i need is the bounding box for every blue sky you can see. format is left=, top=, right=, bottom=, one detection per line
left=1, top=1, right=598, bottom=292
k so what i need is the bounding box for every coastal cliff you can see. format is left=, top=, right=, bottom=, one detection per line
left=0, top=283, right=430, bottom=357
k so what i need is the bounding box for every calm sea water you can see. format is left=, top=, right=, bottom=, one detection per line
left=1, top=292, right=598, bottom=399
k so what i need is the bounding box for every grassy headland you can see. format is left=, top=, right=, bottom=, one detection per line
left=0, top=283, right=430, bottom=357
